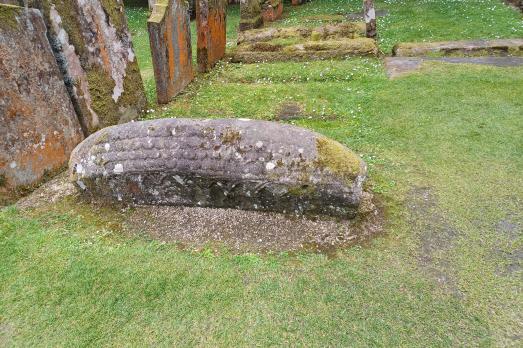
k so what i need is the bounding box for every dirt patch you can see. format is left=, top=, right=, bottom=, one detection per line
left=275, top=101, right=304, bottom=120
left=16, top=171, right=75, bottom=210
left=494, top=215, right=523, bottom=275
left=407, top=187, right=462, bottom=296
left=125, top=191, right=383, bottom=253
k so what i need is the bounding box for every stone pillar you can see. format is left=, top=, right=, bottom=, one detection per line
left=148, top=0, right=155, bottom=9
left=0, top=4, right=84, bottom=199
left=363, top=0, right=376, bottom=38
left=239, top=0, right=262, bottom=31
left=148, top=0, right=193, bottom=104
left=197, top=0, right=227, bottom=72
left=261, top=0, right=282, bottom=23
left=23, top=0, right=148, bottom=135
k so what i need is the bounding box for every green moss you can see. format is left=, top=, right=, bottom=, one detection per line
left=315, top=136, right=362, bottom=184
left=0, top=4, right=23, bottom=30
left=220, top=128, right=242, bottom=144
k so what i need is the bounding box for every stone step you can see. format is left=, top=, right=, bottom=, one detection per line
left=384, top=56, right=523, bottom=78
left=392, top=39, right=523, bottom=57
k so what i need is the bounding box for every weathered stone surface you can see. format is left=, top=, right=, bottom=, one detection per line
left=232, top=38, right=378, bottom=63
left=70, top=118, right=368, bottom=219
left=237, top=22, right=366, bottom=44
left=0, top=5, right=84, bottom=199
left=261, top=0, right=282, bottom=23
left=148, top=0, right=193, bottom=104
left=393, top=39, right=523, bottom=57
left=23, top=0, right=147, bottom=134
left=239, top=0, right=262, bottom=31
left=197, top=0, right=227, bottom=72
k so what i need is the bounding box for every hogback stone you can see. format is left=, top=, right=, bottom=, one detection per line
left=70, top=118, right=368, bottom=218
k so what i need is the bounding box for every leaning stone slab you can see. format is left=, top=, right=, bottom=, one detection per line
left=239, top=0, right=263, bottom=31
left=196, top=0, right=227, bottom=72
left=70, top=119, right=367, bottom=219
left=0, top=5, right=84, bottom=199
left=22, top=0, right=147, bottom=134
left=393, top=39, right=523, bottom=57
left=148, top=0, right=194, bottom=104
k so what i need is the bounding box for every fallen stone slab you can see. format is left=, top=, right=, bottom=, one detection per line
left=237, top=22, right=366, bottom=44
left=231, top=37, right=378, bottom=63
left=148, top=0, right=194, bottom=104
left=384, top=56, right=523, bottom=78
left=70, top=118, right=368, bottom=219
left=197, top=0, right=227, bottom=72
left=392, top=39, right=523, bottom=57
left=0, top=4, right=84, bottom=201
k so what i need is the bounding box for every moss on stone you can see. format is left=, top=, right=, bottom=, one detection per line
left=0, top=4, right=23, bottom=30
left=315, top=136, right=362, bottom=184
left=220, top=128, right=242, bottom=144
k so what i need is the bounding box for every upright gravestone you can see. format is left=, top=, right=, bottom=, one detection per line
left=0, top=4, right=84, bottom=198
left=291, top=0, right=305, bottom=5
left=261, top=0, right=282, bottom=22
left=239, top=0, right=262, bottom=31
left=148, top=0, right=193, bottom=104
left=363, top=0, right=376, bottom=38
left=21, top=0, right=147, bottom=134
left=197, top=0, right=227, bottom=72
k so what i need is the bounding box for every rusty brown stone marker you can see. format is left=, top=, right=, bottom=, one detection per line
left=3, top=0, right=148, bottom=135
left=0, top=4, right=84, bottom=200
left=261, top=0, right=282, bottom=23
left=291, top=0, right=306, bottom=6
left=196, top=0, right=227, bottom=72
left=148, top=0, right=194, bottom=104
left=239, top=0, right=262, bottom=31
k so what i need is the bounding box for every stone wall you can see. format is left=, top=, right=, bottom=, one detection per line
left=0, top=4, right=84, bottom=199
left=148, top=0, right=193, bottom=103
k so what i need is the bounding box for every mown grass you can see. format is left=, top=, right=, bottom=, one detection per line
left=1, top=0, right=522, bottom=346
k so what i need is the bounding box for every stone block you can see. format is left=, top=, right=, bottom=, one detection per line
left=148, top=0, right=193, bottom=104
left=25, top=0, right=147, bottom=134
left=70, top=118, right=368, bottom=219
left=197, top=0, right=227, bottom=72
left=239, top=0, right=262, bottom=31
left=261, top=0, right=282, bottom=23
left=0, top=4, right=84, bottom=199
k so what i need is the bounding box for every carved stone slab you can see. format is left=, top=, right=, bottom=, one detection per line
left=197, top=0, right=227, bottom=72
left=70, top=119, right=368, bottom=218
left=0, top=5, right=84, bottom=197
left=148, top=0, right=194, bottom=104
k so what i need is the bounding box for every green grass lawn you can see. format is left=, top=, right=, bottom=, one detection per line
left=1, top=0, right=522, bottom=346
